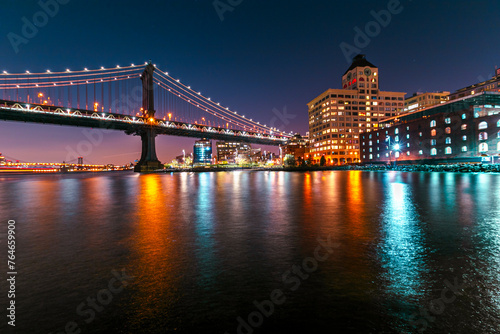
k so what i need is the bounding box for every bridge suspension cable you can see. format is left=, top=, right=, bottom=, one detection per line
left=153, top=66, right=291, bottom=137
left=0, top=63, right=147, bottom=114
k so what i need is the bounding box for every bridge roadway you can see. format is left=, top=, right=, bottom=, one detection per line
left=0, top=100, right=289, bottom=146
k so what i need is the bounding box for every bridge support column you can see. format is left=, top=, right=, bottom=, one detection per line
left=134, top=127, right=163, bottom=172
left=133, top=61, right=163, bottom=173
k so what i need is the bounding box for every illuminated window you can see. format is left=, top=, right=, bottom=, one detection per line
left=395, top=152, right=400, bottom=158
left=461, top=124, right=467, bottom=130
left=395, top=135, right=399, bottom=142
left=478, top=121, right=488, bottom=130
left=479, top=132, right=488, bottom=141
left=430, top=120, right=436, bottom=127
left=498, top=131, right=500, bottom=138
left=445, top=127, right=451, bottom=134
left=419, top=150, right=423, bottom=155
left=431, top=148, right=437, bottom=156
left=431, top=129, right=436, bottom=136
left=461, top=146, right=467, bottom=152
left=445, top=117, right=451, bottom=124
left=445, top=137, right=451, bottom=144
left=462, top=113, right=466, bottom=120
left=462, top=135, right=467, bottom=141
left=479, top=143, right=488, bottom=152
left=445, top=147, right=452, bottom=155
left=497, top=120, right=500, bottom=127
left=431, top=139, right=436, bottom=146
left=406, top=151, right=410, bottom=156
left=395, top=128, right=399, bottom=134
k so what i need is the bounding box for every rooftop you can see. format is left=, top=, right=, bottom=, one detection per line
left=343, top=54, right=377, bottom=75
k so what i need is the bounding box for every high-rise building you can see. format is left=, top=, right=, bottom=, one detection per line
left=307, top=54, right=406, bottom=165
left=404, top=92, right=450, bottom=112
left=193, top=139, right=212, bottom=165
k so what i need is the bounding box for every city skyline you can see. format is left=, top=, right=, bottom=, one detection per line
left=1, top=1, right=500, bottom=164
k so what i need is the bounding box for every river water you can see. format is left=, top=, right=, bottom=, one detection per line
left=0, top=171, right=499, bottom=333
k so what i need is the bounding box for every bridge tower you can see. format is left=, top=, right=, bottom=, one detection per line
left=133, top=62, right=163, bottom=172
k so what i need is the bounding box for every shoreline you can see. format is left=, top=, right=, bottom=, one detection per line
left=161, top=163, right=500, bottom=174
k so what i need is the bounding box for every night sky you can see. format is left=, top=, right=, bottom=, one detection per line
left=1, top=0, right=499, bottom=164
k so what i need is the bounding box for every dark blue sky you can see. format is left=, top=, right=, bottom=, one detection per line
left=1, top=0, right=500, bottom=164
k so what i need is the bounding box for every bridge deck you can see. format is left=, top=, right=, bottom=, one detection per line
left=0, top=100, right=288, bottom=146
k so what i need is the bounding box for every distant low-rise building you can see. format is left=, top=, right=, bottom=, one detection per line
left=216, top=141, right=252, bottom=164
left=450, top=66, right=500, bottom=100
left=404, top=92, right=450, bottom=112
left=282, top=134, right=310, bottom=163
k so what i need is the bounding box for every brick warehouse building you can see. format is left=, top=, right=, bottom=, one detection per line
left=360, top=92, right=500, bottom=164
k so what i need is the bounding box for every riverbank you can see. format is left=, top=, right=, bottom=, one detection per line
left=162, top=163, right=500, bottom=173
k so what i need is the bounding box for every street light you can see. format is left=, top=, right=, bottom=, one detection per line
left=393, top=143, right=400, bottom=165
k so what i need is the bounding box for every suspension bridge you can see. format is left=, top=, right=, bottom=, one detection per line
left=0, top=62, right=292, bottom=172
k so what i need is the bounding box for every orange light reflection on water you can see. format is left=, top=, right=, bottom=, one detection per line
left=128, top=174, right=179, bottom=323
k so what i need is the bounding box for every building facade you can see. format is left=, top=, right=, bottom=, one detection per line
left=193, top=139, right=212, bottom=165
left=307, top=54, right=406, bottom=165
left=404, top=92, right=450, bottom=112
left=360, top=92, right=500, bottom=164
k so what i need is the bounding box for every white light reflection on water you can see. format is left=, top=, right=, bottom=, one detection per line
left=378, top=173, right=428, bottom=320
left=193, top=173, right=218, bottom=289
